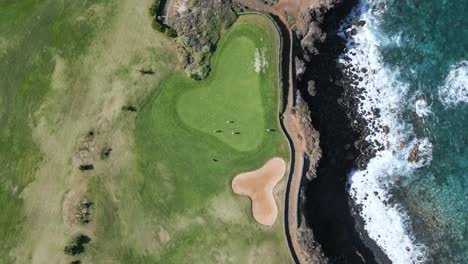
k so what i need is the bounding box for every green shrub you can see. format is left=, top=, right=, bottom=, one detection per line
left=194, top=52, right=205, bottom=64
left=64, top=234, right=91, bottom=256
left=201, top=45, right=211, bottom=54
left=151, top=20, right=165, bottom=32
left=177, top=35, right=190, bottom=47
left=164, top=28, right=177, bottom=38
left=148, top=0, right=160, bottom=16
left=287, top=15, right=296, bottom=26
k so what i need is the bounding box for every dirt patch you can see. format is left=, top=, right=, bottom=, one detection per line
left=167, top=0, right=188, bottom=17
left=231, top=157, right=286, bottom=226
left=63, top=190, right=81, bottom=230
left=235, top=0, right=325, bottom=29
left=275, top=0, right=319, bottom=17
left=62, top=190, right=92, bottom=230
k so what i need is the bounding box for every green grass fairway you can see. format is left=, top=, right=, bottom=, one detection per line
left=128, top=15, right=291, bottom=263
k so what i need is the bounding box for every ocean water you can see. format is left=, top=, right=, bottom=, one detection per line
left=339, top=0, right=467, bottom=263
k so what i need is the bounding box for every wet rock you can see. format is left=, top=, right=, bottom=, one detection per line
left=382, top=126, right=389, bottom=134
left=371, top=108, right=381, bottom=117
left=354, top=139, right=369, bottom=149
left=296, top=57, right=306, bottom=78
left=407, top=143, right=420, bottom=162
left=307, top=80, right=316, bottom=96
left=399, top=140, right=405, bottom=148
left=350, top=28, right=357, bottom=36
left=357, top=20, right=366, bottom=27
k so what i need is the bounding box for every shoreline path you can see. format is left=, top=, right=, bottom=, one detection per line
left=239, top=11, right=307, bottom=264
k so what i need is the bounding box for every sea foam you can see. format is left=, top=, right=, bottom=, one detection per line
left=438, top=60, right=468, bottom=107
left=415, top=98, right=432, bottom=118
left=339, top=1, right=431, bottom=263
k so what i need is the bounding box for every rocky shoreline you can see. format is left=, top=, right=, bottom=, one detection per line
left=292, top=0, right=391, bottom=263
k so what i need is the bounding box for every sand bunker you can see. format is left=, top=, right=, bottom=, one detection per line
left=232, top=157, right=286, bottom=225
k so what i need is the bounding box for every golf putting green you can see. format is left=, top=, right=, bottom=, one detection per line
left=176, top=23, right=276, bottom=152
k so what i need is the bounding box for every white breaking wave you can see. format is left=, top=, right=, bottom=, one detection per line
left=438, top=60, right=468, bottom=106
left=415, top=99, right=432, bottom=117
left=339, top=1, right=431, bottom=263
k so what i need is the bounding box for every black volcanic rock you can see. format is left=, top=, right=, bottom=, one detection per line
left=292, top=0, right=390, bottom=263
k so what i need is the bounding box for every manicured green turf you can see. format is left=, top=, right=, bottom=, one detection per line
left=176, top=23, right=278, bottom=151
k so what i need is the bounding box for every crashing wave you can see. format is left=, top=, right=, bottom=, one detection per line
left=339, top=1, right=431, bottom=263
left=438, top=60, right=468, bottom=107
left=415, top=98, right=432, bottom=117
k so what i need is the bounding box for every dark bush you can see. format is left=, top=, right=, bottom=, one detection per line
left=148, top=0, right=160, bottom=16
left=64, top=234, right=91, bottom=256
left=151, top=20, right=165, bottom=32
left=79, top=164, right=94, bottom=171
left=164, top=28, right=177, bottom=38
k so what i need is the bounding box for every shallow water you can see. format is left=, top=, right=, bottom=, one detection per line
left=340, top=0, right=467, bottom=263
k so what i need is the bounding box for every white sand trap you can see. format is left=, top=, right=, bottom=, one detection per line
left=232, top=157, right=286, bottom=226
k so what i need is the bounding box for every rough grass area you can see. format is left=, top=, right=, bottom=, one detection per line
left=0, top=0, right=116, bottom=262
left=0, top=0, right=174, bottom=262
left=0, top=0, right=290, bottom=261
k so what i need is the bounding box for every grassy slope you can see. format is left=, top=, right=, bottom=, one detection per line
left=0, top=0, right=116, bottom=261
left=1, top=0, right=174, bottom=262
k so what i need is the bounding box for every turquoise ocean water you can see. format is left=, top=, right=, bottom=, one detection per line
left=340, top=0, right=467, bottom=263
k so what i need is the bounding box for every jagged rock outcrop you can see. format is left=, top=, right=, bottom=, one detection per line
left=294, top=1, right=339, bottom=58
left=294, top=92, right=321, bottom=180
left=295, top=56, right=306, bottom=78
left=298, top=221, right=329, bottom=264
